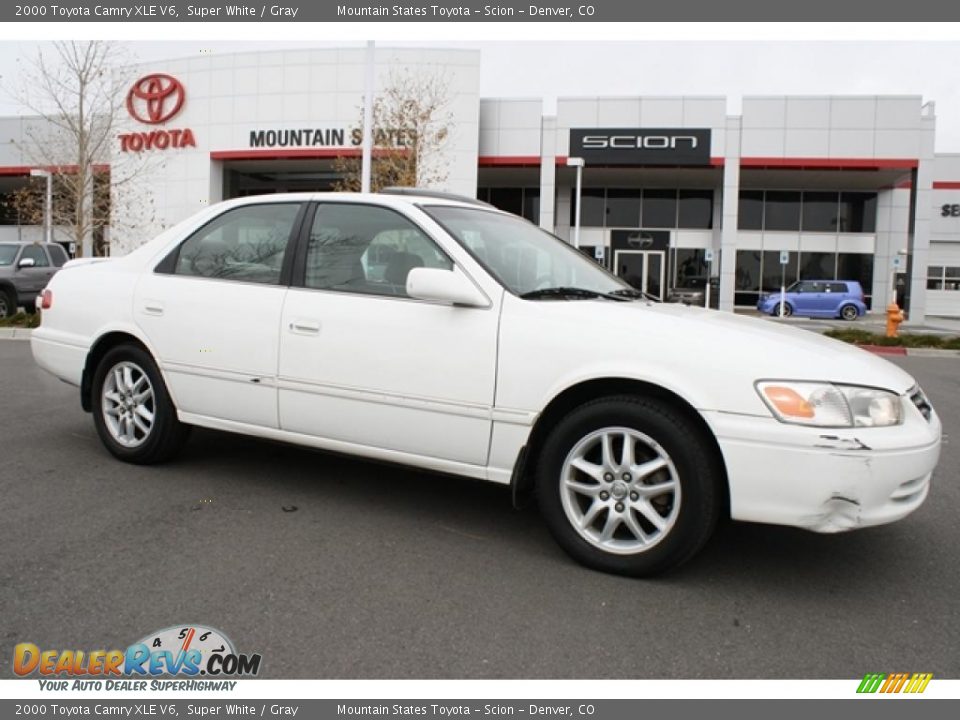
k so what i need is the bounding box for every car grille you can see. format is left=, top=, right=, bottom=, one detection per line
left=910, top=387, right=933, bottom=422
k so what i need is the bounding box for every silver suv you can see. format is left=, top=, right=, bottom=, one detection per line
left=0, top=242, right=69, bottom=317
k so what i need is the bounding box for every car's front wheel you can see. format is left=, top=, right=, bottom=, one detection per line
left=536, top=396, right=722, bottom=576
left=772, top=302, right=792, bottom=317
left=92, top=344, right=189, bottom=464
left=840, top=304, right=859, bottom=321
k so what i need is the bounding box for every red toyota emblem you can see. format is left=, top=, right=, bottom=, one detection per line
left=126, top=74, right=185, bottom=125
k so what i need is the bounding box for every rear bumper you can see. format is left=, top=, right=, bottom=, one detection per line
left=31, top=328, right=87, bottom=387
left=704, top=405, right=941, bottom=533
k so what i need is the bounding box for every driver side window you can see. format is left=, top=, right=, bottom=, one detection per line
left=304, top=204, right=452, bottom=297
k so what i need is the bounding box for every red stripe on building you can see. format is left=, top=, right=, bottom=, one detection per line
left=934, top=181, right=960, bottom=190
left=209, top=148, right=408, bottom=161
left=739, top=157, right=918, bottom=170
left=478, top=155, right=544, bottom=167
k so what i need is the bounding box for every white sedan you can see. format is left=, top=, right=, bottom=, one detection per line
left=31, top=191, right=941, bottom=576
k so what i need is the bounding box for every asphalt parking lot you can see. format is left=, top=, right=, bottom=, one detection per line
left=1, top=340, right=957, bottom=679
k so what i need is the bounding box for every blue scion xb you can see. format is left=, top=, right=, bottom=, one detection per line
left=757, top=280, right=868, bottom=320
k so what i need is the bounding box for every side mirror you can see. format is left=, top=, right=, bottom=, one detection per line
left=406, top=267, right=489, bottom=308
left=18, top=257, right=35, bottom=269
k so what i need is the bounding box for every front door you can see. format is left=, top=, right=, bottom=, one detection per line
left=614, top=250, right=666, bottom=300
left=15, top=244, right=57, bottom=299
left=277, top=202, right=499, bottom=467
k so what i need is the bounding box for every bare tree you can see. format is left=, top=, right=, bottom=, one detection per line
left=334, top=68, right=454, bottom=192
left=4, top=41, right=156, bottom=256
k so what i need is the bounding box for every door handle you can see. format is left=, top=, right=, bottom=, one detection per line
left=143, top=302, right=165, bottom=316
left=289, top=320, right=320, bottom=335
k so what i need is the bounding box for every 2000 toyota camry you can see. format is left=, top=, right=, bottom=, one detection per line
left=31, top=191, right=941, bottom=576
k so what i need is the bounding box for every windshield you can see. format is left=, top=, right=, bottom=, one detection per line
left=423, top=205, right=632, bottom=297
left=0, top=245, right=18, bottom=267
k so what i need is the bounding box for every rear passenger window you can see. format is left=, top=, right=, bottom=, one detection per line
left=827, top=282, right=848, bottom=293
left=47, top=244, right=69, bottom=267
left=304, top=204, right=452, bottom=297
left=173, top=204, right=300, bottom=285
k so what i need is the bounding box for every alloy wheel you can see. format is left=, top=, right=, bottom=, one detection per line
left=559, top=427, right=681, bottom=555
left=101, top=361, right=156, bottom=448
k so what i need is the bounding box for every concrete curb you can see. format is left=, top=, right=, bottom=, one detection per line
left=0, top=327, right=32, bottom=340
left=858, top=343, right=960, bottom=358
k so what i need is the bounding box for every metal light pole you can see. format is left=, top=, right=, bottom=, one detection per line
left=566, top=156, right=584, bottom=249
left=29, top=169, right=53, bottom=245
left=360, top=41, right=375, bottom=194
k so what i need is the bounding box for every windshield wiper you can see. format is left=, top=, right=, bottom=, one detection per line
left=609, top=288, right=660, bottom=302
left=519, top=286, right=629, bottom=301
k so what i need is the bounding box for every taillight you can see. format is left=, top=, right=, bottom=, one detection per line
left=40, top=289, right=53, bottom=310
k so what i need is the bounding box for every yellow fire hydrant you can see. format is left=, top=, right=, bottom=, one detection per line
left=886, top=302, right=904, bottom=338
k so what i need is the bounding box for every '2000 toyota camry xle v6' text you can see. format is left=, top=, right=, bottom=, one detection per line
left=31, top=191, right=941, bottom=576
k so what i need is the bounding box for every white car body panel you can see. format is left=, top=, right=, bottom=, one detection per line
left=134, top=273, right=288, bottom=428
left=278, top=278, right=501, bottom=466
left=30, top=192, right=942, bottom=535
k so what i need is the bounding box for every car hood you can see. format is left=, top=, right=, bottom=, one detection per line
left=623, top=301, right=912, bottom=390
left=500, top=297, right=917, bottom=417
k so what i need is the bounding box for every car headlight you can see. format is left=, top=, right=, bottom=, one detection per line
left=756, top=381, right=903, bottom=428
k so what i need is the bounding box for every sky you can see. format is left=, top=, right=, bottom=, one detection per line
left=1, top=39, right=959, bottom=151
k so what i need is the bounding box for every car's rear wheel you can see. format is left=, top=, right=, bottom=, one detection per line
left=536, top=396, right=722, bottom=577
left=772, top=302, right=792, bottom=317
left=92, top=344, right=189, bottom=464
left=0, top=288, right=15, bottom=318
left=840, top=304, right=859, bottom=321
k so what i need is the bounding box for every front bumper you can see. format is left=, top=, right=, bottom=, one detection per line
left=704, top=401, right=941, bottom=533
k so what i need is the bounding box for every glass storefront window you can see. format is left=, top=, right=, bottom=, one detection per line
left=673, top=248, right=709, bottom=287
left=838, top=192, right=877, bottom=233
left=799, top=252, right=836, bottom=280
left=605, top=189, right=642, bottom=228
left=677, top=190, right=713, bottom=229
left=523, top=189, right=540, bottom=224
left=764, top=191, right=802, bottom=231
left=738, top=191, right=764, bottom=230
left=489, top=188, right=524, bottom=217
left=734, top=249, right=762, bottom=305
left=761, top=250, right=798, bottom=293
left=642, top=189, right=678, bottom=228
left=571, top=189, right=605, bottom=227
left=801, top=192, right=840, bottom=232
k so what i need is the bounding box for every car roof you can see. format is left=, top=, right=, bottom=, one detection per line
left=218, top=190, right=502, bottom=212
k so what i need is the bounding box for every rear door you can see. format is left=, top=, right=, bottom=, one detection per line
left=135, top=201, right=305, bottom=428
left=824, top=282, right=850, bottom=314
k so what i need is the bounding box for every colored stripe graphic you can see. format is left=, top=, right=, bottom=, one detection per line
left=857, top=672, right=932, bottom=693
left=857, top=673, right=886, bottom=693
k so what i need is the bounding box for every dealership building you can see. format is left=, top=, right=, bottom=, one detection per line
left=2, top=46, right=960, bottom=321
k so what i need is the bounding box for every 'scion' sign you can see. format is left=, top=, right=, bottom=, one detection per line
left=570, top=128, right=712, bottom=166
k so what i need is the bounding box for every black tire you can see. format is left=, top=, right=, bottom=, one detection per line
left=0, top=288, right=15, bottom=319
left=23, top=299, right=36, bottom=315
left=772, top=302, right=792, bottom=317
left=840, top=304, right=859, bottom=321
left=535, top=396, right=722, bottom=577
left=91, top=344, right=189, bottom=464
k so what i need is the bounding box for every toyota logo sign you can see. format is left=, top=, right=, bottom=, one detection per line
left=126, top=74, right=185, bottom=125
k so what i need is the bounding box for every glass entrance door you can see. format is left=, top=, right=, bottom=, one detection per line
left=614, top=250, right=666, bottom=300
